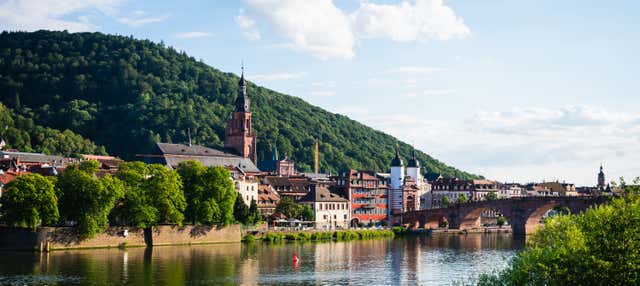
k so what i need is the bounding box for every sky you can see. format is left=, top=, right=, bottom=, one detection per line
left=1, top=0, right=639, bottom=186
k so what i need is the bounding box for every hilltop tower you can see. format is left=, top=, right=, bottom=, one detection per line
left=390, top=146, right=405, bottom=215
left=225, top=66, right=257, bottom=163
left=597, top=164, right=606, bottom=189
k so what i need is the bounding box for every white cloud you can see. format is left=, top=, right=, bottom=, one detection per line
left=241, top=0, right=470, bottom=59
left=235, top=9, right=261, bottom=40
left=114, top=11, right=169, bottom=27
left=351, top=0, right=471, bottom=42
left=0, top=0, right=168, bottom=31
left=335, top=105, right=640, bottom=185
left=386, top=66, right=444, bottom=74
left=405, top=89, right=456, bottom=97
left=175, top=31, right=212, bottom=39
left=251, top=72, right=307, bottom=81
left=244, top=0, right=354, bottom=59
left=309, top=90, right=336, bottom=97
left=0, top=0, right=122, bottom=32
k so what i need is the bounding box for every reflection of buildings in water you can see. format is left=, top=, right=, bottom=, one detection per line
left=390, top=238, right=421, bottom=284
left=239, top=248, right=259, bottom=285
left=313, top=242, right=351, bottom=273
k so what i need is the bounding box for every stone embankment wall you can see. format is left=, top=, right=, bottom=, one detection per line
left=0, top=225, right=241, bottom=251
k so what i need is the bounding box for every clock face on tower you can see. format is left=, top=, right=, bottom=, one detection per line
left=245, top=103, right=249, bottom=110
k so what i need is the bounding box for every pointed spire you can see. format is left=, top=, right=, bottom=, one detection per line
left=408, top=147, right=419, bottom=168
left=236, top=61, right=250, bottom=112
left=391, top=144, right=403, bottom=167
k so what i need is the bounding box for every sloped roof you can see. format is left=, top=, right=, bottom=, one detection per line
left=140, top=143, right=260, bottom=173
left=299, top=185, right=348, bottom=203
left=0, top=151, right=72, bottom=164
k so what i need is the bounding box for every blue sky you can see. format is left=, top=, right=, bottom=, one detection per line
left=2, top=0, right=639, bottom=185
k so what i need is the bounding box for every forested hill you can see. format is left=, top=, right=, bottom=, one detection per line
left=0, top=30, right=480, bottom=179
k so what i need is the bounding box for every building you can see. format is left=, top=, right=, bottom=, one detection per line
left=262, top=175, right=315, bottom=202
left=228, top=166, right=258, bottom=205
left=224, top=67, right=257, bottom=163
left=257, top=184, right=280, bottom=216
left=337, top=169, right=390, bottom=226
left=431, top=178, right=500, bottom=208
left=258, top=145, right=296, bottom=176
left=598, top=164, right=606, bottom=189
left=536, top=181, right=578, bottom=196
left=499, top=183, right=527, bottom=198
left=299, top=185, right=350, bottom=229
left=390, top=148, right=405, bottom=216
left=137, top=142, right=260, bottom=174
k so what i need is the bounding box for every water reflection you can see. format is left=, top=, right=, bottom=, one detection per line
left=0, top=234, right=523, bottom=285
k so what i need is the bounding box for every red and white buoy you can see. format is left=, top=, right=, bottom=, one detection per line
left=292, top=251, right=300, bottom=263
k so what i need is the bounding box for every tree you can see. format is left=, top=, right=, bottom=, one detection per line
left=479, top=179, right=640, bottom=285
left=275, top=197, right=302, bottom=219
left=496, top=216, right=506, bottom=228
left=56, top=160, right=124, bottom=239
left=248, top=199, right=261, bottom=224
left=457, top=194, right=468, bottom=204
left=301, top=204, right=315, bottom=221
left=0, top=174, right=59, bottom=229
left=233, top=195, right=249, bottom=224
left=113, top=162, right=186, bottom=228
left=177, top=161, right=236, bottom=225
left=485, top=192, right=498, bottom=200
left=441, top=196, right=451, bottom=208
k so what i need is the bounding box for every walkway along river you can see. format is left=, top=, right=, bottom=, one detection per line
left=0, top=233, right=523, bottom=285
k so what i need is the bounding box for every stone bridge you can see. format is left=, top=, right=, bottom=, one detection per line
left=395, top=196, right=609, bottom=235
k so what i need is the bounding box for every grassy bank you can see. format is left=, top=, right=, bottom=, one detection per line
left=256, top=228, right=400, bottom=243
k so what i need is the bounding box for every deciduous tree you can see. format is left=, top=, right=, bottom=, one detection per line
left=0, top=173, right=59, bottom=229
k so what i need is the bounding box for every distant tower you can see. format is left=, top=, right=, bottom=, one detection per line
left=597, top=164, right=606, bottom=189
left=224, top=65, right=257, bottom=162
left=390, top=146, right=405, bottom=215
left=406, top=149, right=422, bottom=186
left=314, top=139, right=319, bottom=174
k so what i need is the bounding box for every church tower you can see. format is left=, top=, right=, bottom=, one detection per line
left=224, top=66, right=256, bottom=163
left=390, top=146, right=405, bottom=216
left=597, top=164, right=606, bottom=189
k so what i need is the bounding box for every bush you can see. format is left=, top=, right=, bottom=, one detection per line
left=392, top=226, right=408, bottom=235
left=478, top=194, right=638, bottom=285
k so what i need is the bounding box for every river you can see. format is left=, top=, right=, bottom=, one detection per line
left=0, top=233, right=523, bottom=285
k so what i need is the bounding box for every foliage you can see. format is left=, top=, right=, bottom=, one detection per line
left=392, top=226, right=409, bottom=235
left=176, top=161, right=236, bottom=225
left=274, top=197, right=302, bottom=219
left=478, top=188, right=640, bottom=285
left=0, top=30, right=479, bottom=179
left=0, top=173, right=59, bottom=229
left=496, top=216, right=506, bottom=227
left=457, top=194, right=468, bottom=204
left=262, top=229, right=394, bottom=243
left=441, top=196, right=451, bottom=208
left=0, top=103, right=105, bottom=157
left=113, top=162, right=186, bottom=228
left=300, top=204, right=315, bottom=221
left=56, top=160, right=124, bottom=238
left=485, top=192, right=498, bottom=200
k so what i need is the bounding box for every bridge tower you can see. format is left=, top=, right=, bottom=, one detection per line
left=390, top=146, right=405, bottom=217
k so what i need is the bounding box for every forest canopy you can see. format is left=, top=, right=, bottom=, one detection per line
left=0, top=30, right=479, bottom=179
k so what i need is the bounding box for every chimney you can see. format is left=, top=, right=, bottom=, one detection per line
left=314, top=139, right=319, bottom=174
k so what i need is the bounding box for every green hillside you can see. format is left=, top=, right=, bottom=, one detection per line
left=0, top=30, right=480, bottom=179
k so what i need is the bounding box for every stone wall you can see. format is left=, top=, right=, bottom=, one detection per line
left=0, top=224, right=241, bottom=251
left=149, top=225, right=241, bottom=246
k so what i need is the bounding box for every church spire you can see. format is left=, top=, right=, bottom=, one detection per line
left=236, top=62, right=249, bottom=112
left=272, top=143, right=279, bottom=161
left=391, top=144, right=403, bottom=167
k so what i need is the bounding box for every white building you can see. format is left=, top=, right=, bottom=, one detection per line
left=230, top=168, right=258, bottom=205
left=300, top=185, right=351, bottom=229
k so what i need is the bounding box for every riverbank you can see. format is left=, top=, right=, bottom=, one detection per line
left=0, top=225, right=241, bottom=251
left=255, top=228, right=397, bottom=243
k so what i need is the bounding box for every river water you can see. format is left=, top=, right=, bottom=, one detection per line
left=0, top=233, right=523, bottom=285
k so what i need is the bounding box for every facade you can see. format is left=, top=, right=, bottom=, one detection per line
left=390, top=148, right=405, bottom=216
left=299, top=185, right=351, bottom=229
left=337, top=170, right=389, bottom=226
left=262, top=175, right=314, bottom=202
left=536, top=182, right=578, bottom=196
left=228, top=166, right=258, bottom=205
left=257, top=184, right=280, bottom=216
left=224, top=68, right=257, bottom=163
left=499, top=183, right=527, bottom=198
left=431, top=178, right=499, bottom=208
